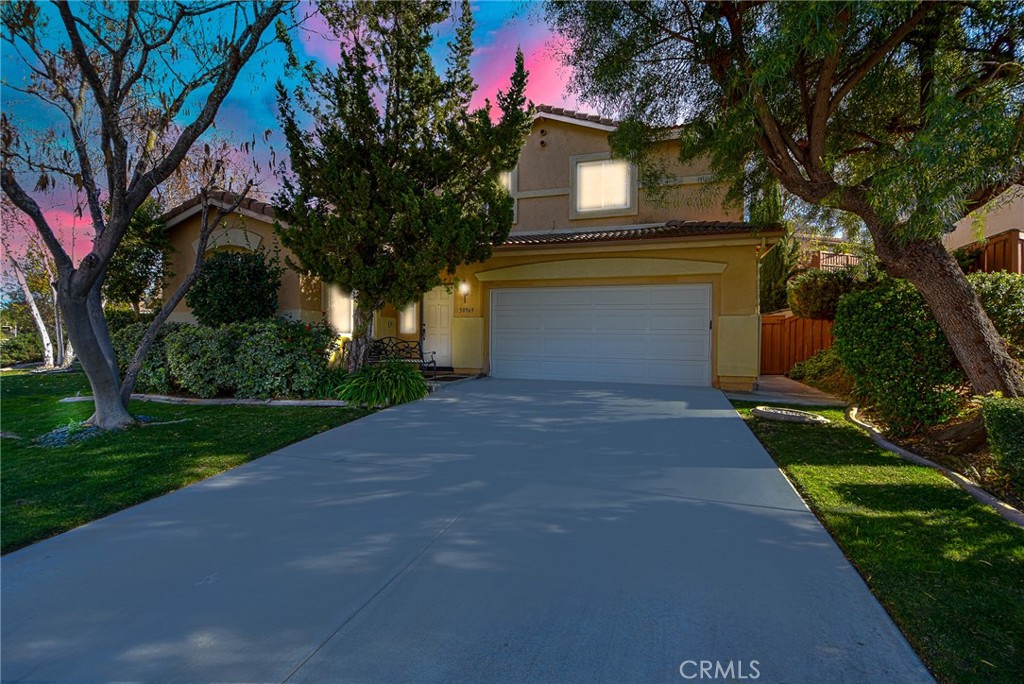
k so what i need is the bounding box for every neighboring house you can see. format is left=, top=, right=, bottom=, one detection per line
left=163, top=105, right=782, bottom=391
left=944, top=185, right=1023, bottom=274
left=793, top=233, right=862, bottom=272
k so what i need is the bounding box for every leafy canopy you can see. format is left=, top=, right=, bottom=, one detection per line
left=275, top=0, right=532, bottom=322
left=546, top=1, right=1024, bottom=241
left=103, top=199, right=173, bottom=309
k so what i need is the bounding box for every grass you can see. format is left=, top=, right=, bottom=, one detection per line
left=732, top=401, right=1024, bottom=684
left=1, top=371, right=366, bottom=554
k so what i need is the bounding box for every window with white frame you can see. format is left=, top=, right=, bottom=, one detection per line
left=399, top=303, right=418, bottom=335
left=572, top=155, right=636, bottom=217
left=325, top=284, right=353, bottom=335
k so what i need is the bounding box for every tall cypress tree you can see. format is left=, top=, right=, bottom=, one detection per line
left=275, top=0, right=531, bottom=370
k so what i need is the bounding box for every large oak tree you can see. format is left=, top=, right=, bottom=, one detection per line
left=547, top=0, right=1024, bottom=396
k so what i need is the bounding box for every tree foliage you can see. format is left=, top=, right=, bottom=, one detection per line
left=546, top=0, right=1024, bottom=397
left=185, top=249, right=283, bottom=327
left=275, top=0, right=532, bottom=369
left=103, top=198, right=172, bottom=312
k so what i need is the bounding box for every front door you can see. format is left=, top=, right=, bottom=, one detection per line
left=422, top=286, right=453, bottom=368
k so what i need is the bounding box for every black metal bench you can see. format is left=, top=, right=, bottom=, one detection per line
left=367, top=337, right=437, bottom=378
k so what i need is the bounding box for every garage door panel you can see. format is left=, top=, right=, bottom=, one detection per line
left=649, top=312, right=709, bottom=331
left=542, top=310, right=593, bottom=330
left=491, top=334, right=543, bottom=356
left=650, top=287, right=710, bottom=306
left=490, top=285, right=712, bottom=386
left=491, top=311, right=541, bottom=332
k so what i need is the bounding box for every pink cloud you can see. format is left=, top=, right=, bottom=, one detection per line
left=470, top=25, right=578, bottom=113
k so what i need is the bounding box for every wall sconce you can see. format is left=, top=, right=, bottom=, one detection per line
left=458, top=281, right=471, bottom=303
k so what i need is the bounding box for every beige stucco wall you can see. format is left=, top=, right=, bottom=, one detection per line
left=511, top=118, right=739, bottom=233
left=944, top=186, right=1024, bottom=250
left=163, top=211, right=323, bottom=324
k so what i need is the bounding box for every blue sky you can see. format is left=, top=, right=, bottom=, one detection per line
left=1, top=1, right=577, bottom=260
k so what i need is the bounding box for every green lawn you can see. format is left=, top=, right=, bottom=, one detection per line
left=733, top=401, right=1024, bottom=684
left=1, top=371, right=365, bottom=554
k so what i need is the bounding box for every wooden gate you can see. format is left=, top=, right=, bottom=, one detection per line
left=761, top=311, right=833, bottom=375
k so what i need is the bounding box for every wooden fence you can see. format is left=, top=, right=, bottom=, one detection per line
left=761, top=311, right=834, bottom=375
left=966, top=229, right=1023, bottom=275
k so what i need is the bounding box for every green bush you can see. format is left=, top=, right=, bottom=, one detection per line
left=0, top=333, right=42, bottom=366
left=227, top=319, right=336, bottom=399
left=165, top=325, right=235, bottom=398
left=185, top=249, right=283, bottom=327
left=787, top=266, right=879, bottom=320
left=968, top=271, right=1024, bottom=359
left=103, top=304, right=155, bottom=334
left=787, top=347, right=843, bottom=382
left=980, top=395, right=1024, bottom=483
left=110, top=322, right=187, bottom=394
left=339, top=360, right=428, bottom=408
left=833, top=280, right=964, bottom=432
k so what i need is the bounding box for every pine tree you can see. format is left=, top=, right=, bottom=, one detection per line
left=275, top=0, right=532, bottom=370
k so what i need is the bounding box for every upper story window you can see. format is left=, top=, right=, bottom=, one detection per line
left=498, top=167, right=518, bottom=223
left=570, top=153, right=637, bottom=219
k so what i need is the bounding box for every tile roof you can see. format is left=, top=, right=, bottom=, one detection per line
left=500, top=221, right=777, bottom=247
left=161, top=191, right=275, bottom=225
left=534, top=104, right=618, bottom=128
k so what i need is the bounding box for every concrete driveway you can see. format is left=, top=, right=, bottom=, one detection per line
left=1, top=379, right=931, bottom=683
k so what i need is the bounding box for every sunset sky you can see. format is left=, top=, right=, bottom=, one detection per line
left=1, top=1, right=579, bottom=263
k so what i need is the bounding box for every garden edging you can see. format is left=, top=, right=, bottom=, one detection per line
left=847, top=406, right=1024, bottom=529
left=59, top=394, right=350, bottom=408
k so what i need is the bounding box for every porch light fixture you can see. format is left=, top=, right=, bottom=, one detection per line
left=458, top=281, right=471, bottom=302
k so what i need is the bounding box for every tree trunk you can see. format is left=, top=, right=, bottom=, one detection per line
left=873, top=233, right=1024, bottom=397
left=7, top=252, right=54, bottom=367
left=347, top=297, right=375, bottom=373
left=59, top=274, right=135, bottom=429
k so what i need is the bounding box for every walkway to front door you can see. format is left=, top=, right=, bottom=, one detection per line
left=0, top=380, right=931, bottom=683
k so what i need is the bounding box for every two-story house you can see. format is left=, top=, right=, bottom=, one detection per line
left=162, top=105, right=781, bottom=391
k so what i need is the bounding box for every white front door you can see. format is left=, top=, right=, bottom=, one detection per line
left=423, top=286, right=453, bottom=367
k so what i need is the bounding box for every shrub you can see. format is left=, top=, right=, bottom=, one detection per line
left=787, top=265, right=879, bottom=320
left=227, top=319, right=335, bottom=399
left=787, top=347, right=842, bottom=382
left=833, top=280, right=964, bottom=432
left=968, top=271, right=1024, bottom=359
left=165, top=325, right=235, bottom=398
left=185, top=249, right=283, bottom=327
left=103, top=304, right=155, bottom=334
left=980, top=395, right=1024, bottom=483
left=0, top=333, right=42, bottom=366
left=110, top=322, right=187, bottom=394
left=339, top=360, right=428, bottom=408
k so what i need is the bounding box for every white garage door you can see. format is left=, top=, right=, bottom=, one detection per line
left=489, top=284, right=712, bottom=386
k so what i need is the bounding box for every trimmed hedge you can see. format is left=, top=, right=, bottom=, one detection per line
left=112, top=318, right=338, bottom=399
left=165, top=325, right=235, bottom=398
left=111, top=322, right=188, bottom=394
left=227, top=320, right=336, bottom=399
left=980, top=395, right=1024, bottom=483
left=833, top=280, right=964, bottom=433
